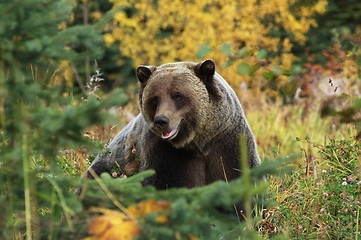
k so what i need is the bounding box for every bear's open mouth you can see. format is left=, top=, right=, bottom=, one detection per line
left=161, top=127, right=179, bottom=140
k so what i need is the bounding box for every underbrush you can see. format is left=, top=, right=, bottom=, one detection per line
left=269, top=137, right=360, bottom=239
left=58, top=101, right=359, bottom=239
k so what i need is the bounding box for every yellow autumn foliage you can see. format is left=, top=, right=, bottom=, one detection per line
left=85, top=200, right=170, bottom=240
left=106, top=0, right=327, bottom=95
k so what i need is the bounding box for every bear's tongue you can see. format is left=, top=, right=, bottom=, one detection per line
left=161, top=128, right=178, bottom=140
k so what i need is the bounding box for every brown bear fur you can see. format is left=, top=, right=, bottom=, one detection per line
left=86, top=59, right=260, bottom=189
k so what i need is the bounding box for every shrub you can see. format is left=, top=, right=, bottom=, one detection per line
left=105, top=0, right=327, bottom=96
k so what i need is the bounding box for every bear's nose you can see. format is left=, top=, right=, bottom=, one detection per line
left=154, top=115, right=169, bottom=129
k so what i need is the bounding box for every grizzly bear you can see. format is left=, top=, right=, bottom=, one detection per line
left=85, top=59, right=260, bottom=189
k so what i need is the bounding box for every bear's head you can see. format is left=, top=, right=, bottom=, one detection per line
left=136, top=59, right=219, bottom=148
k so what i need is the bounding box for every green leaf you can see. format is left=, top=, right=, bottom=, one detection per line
left=256, top=48, right=268, bottom=59
left=271, top=65, right=284, bottom=76
left=196, top=41, right=212, bottom=59
left=220, top=44, right=233, bottom=56
left=237, top=62, right=251, bottom=75
left=237, top=47, right=249, bottom=57
left=291, top=64, right=303, bottom=74
left=220, top=60, right=234, bottom=68
left=263, top=71, right=275, bottom=80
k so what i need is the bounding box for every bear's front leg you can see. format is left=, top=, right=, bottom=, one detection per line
left=85, top=153, right=116, bottom=179
left=141, top=141, right=207, bottom=189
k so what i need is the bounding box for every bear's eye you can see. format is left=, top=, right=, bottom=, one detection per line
left=173, top=93, right=183, bottom=101
left=151, top=96, right=159, bottom=106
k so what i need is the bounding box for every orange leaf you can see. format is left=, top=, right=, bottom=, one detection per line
left=85, top=200, right=170, bottom=240
left=86, top=208, right=140, bottom=240
left=128, top=199, right=170, bottom=223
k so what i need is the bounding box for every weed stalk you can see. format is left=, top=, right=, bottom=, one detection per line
left=23, top=134, right=32, bottom=240
left=240, top=134, right=252, bottom=229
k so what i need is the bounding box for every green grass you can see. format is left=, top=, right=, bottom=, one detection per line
left=61, top=99, right=359, bottom=239
left=246, top=101, right=355, bottom=158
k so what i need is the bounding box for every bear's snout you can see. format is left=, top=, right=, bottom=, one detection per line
left=154, top=115, right=170, bottom=129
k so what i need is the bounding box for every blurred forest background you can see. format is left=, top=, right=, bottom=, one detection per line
left=0, top=0, right=360, bottom=239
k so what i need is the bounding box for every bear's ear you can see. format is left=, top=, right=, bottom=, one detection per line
left=136, top=65, right=156, bottom=86
left=195, top=59, right=220, bottom=99
left=195, top=59, right=215, bottom=81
